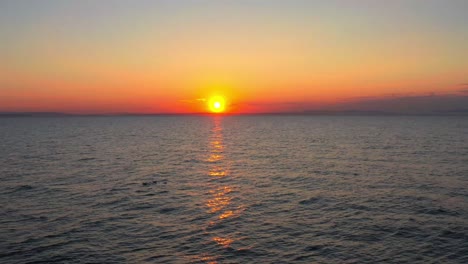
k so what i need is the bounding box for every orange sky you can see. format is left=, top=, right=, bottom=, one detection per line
left=1, top=1, right=467, bottom=113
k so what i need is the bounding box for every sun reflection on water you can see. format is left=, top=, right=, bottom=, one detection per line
left=209, top=167, right=228, bottom=177
left=212, top=237, right=234, bottom=248
left=204, top=117, right=242, bottom=251
left=191, top=117, right=249, bottom=263
left=206, top=186, right=232, bottom=213
left=207, top=154, right=223, bottom=162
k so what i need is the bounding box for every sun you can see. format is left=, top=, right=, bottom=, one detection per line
left=208, top=96, right=226, bottom=113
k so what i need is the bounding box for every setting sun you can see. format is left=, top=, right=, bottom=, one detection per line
left=208, top=96, right=226, bottom=113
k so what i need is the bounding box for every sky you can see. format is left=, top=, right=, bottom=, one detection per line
left=1, top=0, right=467, bottom=114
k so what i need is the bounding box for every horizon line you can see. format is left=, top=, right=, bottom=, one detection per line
left=1, top=110, right=468, bottom=117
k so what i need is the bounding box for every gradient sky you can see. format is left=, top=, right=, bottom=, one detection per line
left=1, top=0, right=467, bottom=113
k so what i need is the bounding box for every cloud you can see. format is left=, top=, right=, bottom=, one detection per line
left=180, top=93, right=468, bottom=114
left=458, top=83, right=468, bottom=94
left=233, top=100, right=329, bottom=113
left=179, top=98, right=206, bottom=103
left=330, top=94, right=468, bottom=114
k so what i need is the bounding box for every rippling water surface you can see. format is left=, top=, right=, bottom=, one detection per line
left=1, top=116, right=467, bottom=263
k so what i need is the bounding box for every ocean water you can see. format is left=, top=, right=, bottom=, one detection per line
left=1, top=116, right=467, bottom=263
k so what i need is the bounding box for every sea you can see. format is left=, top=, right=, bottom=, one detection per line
left=0, top=115, right=467, bottom=263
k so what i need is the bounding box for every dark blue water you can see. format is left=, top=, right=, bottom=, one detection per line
left=1, top=116, right=467, bottom=263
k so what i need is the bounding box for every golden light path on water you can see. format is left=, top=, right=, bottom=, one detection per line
left=195, top=116, right=246, bottom=263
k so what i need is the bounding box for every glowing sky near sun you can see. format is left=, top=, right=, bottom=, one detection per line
left=1, top=0, right=467, bottom=113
